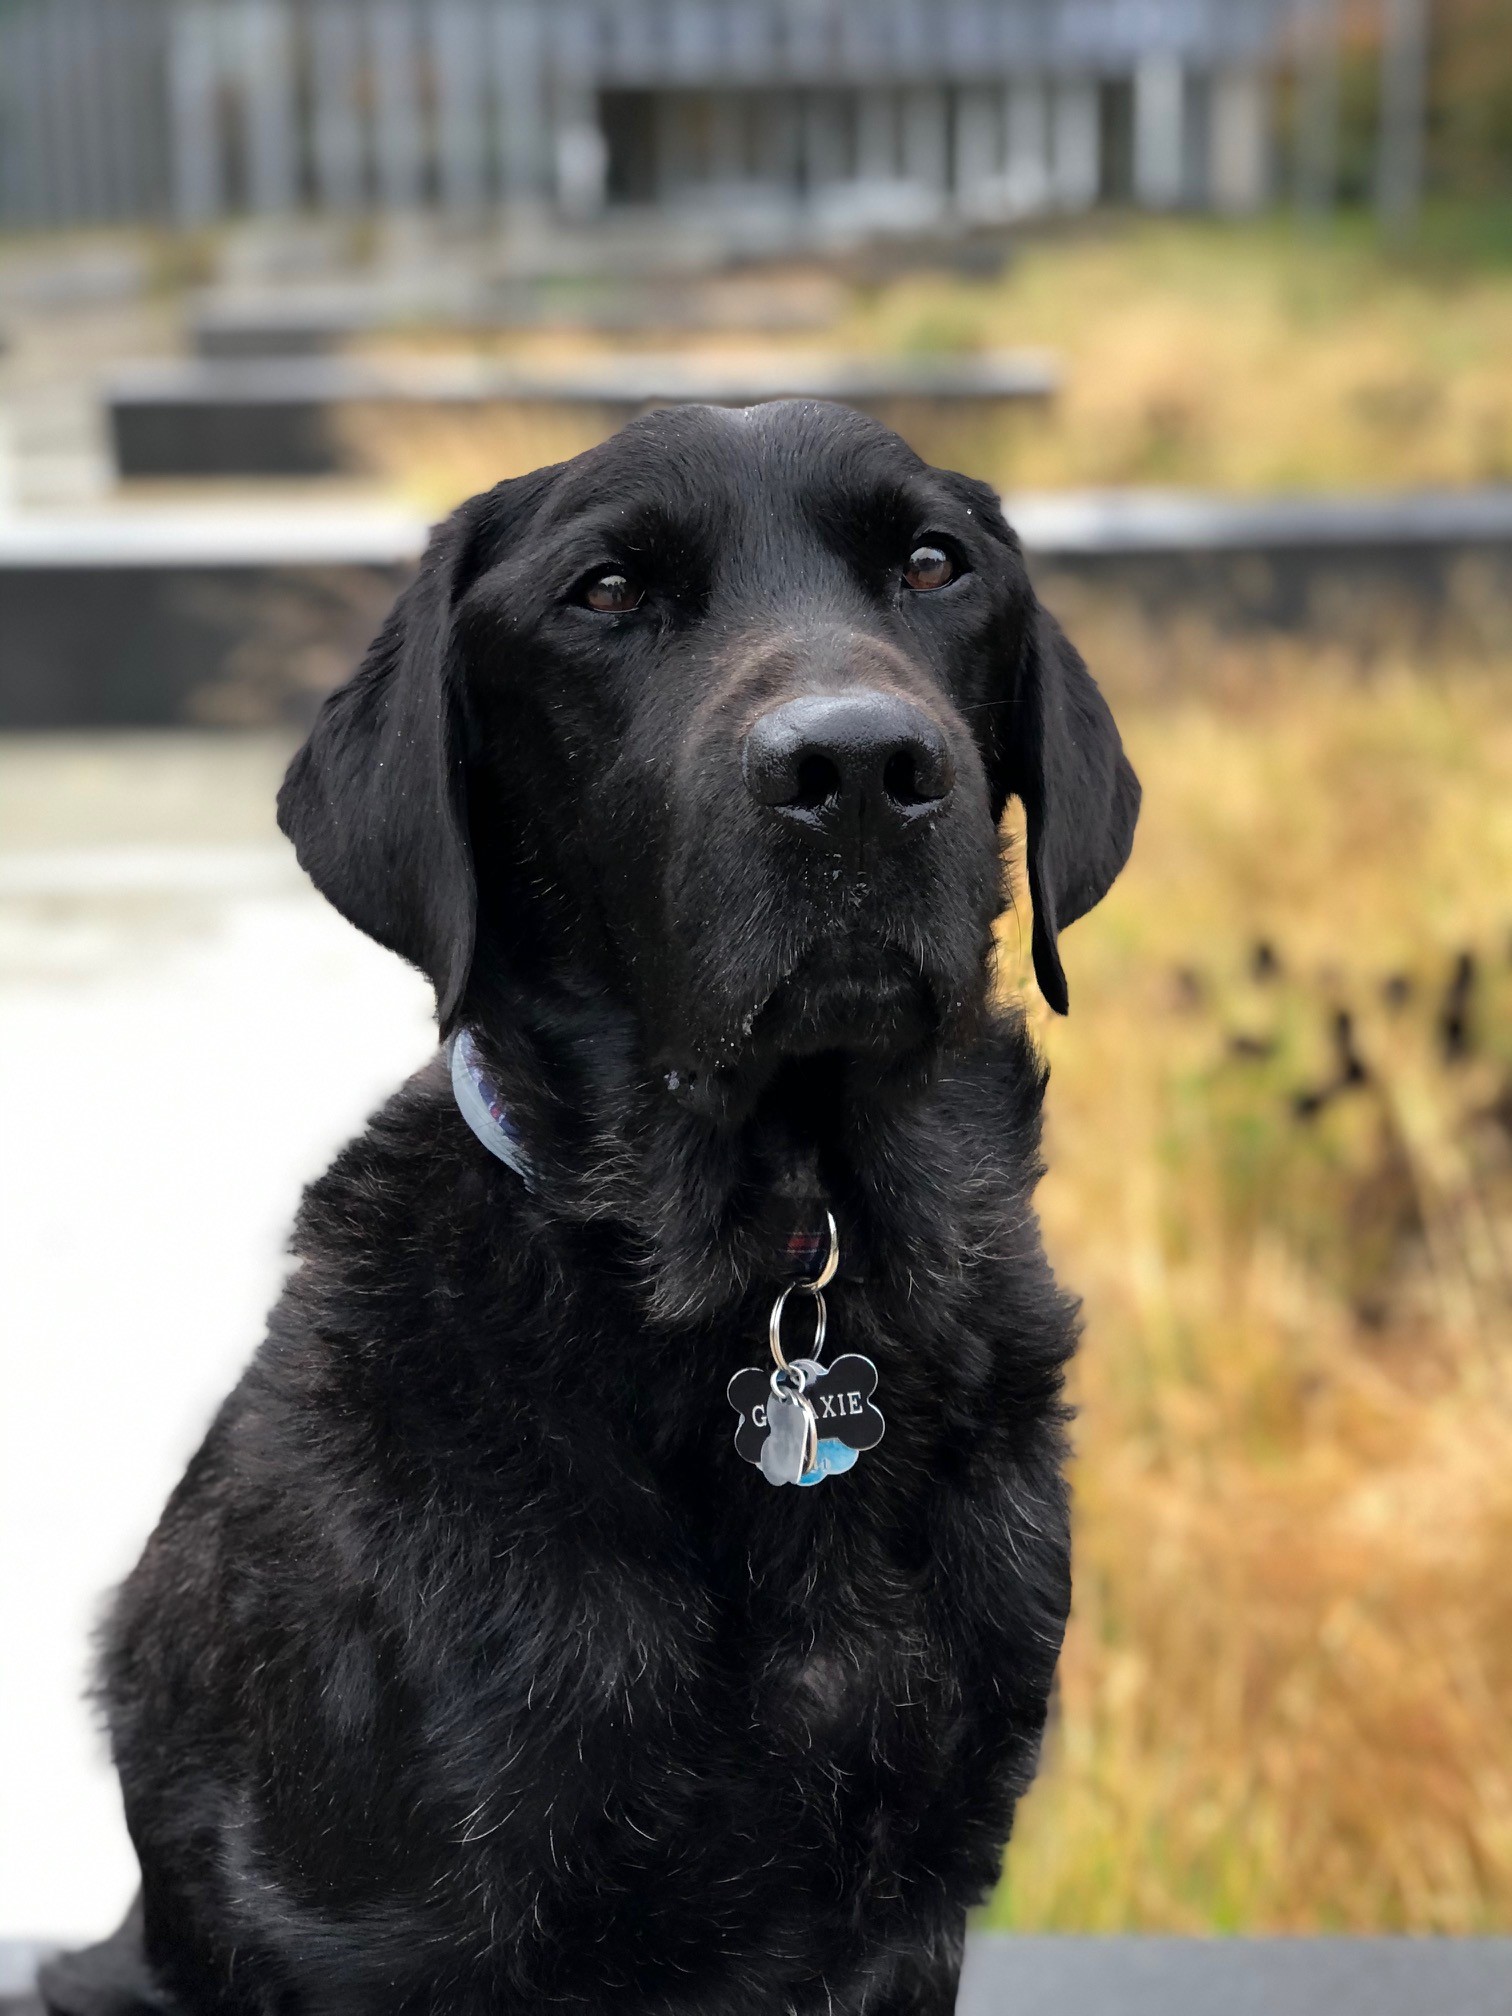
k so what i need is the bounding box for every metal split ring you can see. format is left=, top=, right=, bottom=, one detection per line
left=807, top=1210, right=840, bottom=1293
left=769, top=1283, right=827, bottom=1373
left=767, top=1213, right=840, bottom=1376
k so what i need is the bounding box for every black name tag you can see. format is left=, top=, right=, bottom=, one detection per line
left=728, top=1354, right=885, bottom=1475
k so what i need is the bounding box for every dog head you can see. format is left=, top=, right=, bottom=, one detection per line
left=279, top=403, right=1138, bottom=1123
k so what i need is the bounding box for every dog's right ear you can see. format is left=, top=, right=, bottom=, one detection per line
left=1009, top=601, right=1141, bottom=1016
left=277, top=491, right=498, bottom=1034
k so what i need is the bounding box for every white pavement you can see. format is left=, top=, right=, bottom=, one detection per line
left=0, top=741, right=435, bottom=1941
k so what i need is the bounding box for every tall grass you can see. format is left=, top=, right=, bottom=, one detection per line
left=842, top=217, right=1512, bottom=493
left=988, top=626, right=1512, bottom=1930
left=374, top=217, right=1512, bottom=508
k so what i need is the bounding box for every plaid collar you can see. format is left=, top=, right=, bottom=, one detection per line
left=450, top=1028, right=835, bottom=1282
left=783, top=1223, right=831, bottom=1281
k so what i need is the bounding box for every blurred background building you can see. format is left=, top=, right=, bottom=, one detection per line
left=1, top=0, right=1287, bottom=237
left=3, top=0, right=1512, bottom=1984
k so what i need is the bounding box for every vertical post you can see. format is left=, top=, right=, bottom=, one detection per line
left=655, top=90, right=692, bottom=202
left=709, top=91, right=748, bottom=189
left=802, top=89, right=850, bottom=194
left=954, top=83, right=1002, bottom=218
left=45, top=0, right=95, bottom=225
left=1050, top=76, right=1099, bottom=210
left=238, top=0, right=297, bottom=216
left=855, top=86, right=897, bottom=184
left=131, top=0, right=175, bottom=226
left=96, top=0, right=149, bottom=221
left=1134, top=51, right=1186, bottom=208
left=26, top=0, right=67, bottom=223
left=168, top=1, right=223, bottom=224
left=0, top=3, right=45, bottom=223
left=494, top=3, right=549, bottom=207
left=752, top=87, right=803, bottom=195
left=432, top=0, right=489, bottom=214
left=372, top=0, right=425, bottom=214
left=1377, top=0, right=1429, bottom=231
left=554, top=82, right=607, bottom=219
left=309, top=0, right=366, bottom=214
left=62, top=0, right=117, bottom=223
left=1211, top=68, right=1270, bottom=212
left=1295, top=0, right=1340, bottom=214
left=1005, top=76, right=1049, bottom=213
left=899, top=83, right=948, bottom=200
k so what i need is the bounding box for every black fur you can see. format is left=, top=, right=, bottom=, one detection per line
left=48, top=403, right=1138, bottom=2016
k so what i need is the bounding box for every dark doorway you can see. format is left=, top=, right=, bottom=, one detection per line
left=1099, top=78, right=1134, bottom=202
left=601, top=91, right=657, bottom=203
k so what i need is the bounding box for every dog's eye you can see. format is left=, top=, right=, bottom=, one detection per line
left=580, top=570, right=644, bottom=613
left=904, top=546, right=955, bottom=593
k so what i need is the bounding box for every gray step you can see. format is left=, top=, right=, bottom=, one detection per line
left=4, top=1935, right=1509, bottom=2016
left=4, top=487, right=1510, bottom=729
left=1009, top=485, right=1512, bottom=636
left=959, top=1934, right=1512, bottom=2016
left=105, top=353, right=1058, bottom=479
left=189, top=278, right=846, bottom=359
left=0, top=505, right=418, bottom=728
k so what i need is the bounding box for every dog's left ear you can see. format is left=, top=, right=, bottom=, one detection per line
left=995, top=598, right=1141, bottom=1016
left=277, top=490, right=498, bottom=1034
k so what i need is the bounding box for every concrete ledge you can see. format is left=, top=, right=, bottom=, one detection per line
left=962, top=1934, right=1512, bottom=2015
left=5, top=486, right=1510, bottom=728
left=189, top=279, right=845, bottom=358
left=106, top=353, right=1058, bottom=479
left=959, top=1935, right=1512, bottom=2016
left=1007, top=486, right=1512, bottom=639
left=4, top=1935, right=1510, bottom=2015
left=1006, top=485, right=1512, bottom=555
left=0, top=506, right=428, bottom=571
left=0, top=509, right=413, bottom=727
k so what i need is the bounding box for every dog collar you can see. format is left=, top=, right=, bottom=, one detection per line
left=449, top=1028, right=535, bottom=1189
left=451, top=1030, right=876, bottom=1487
left=449, top=1032, right=838, bottom=1270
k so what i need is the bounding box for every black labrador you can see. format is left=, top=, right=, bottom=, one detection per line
left=42, top=401, right=1138, bottom=2016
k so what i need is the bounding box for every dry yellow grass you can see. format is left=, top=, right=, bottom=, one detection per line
left=987, top=628, right=1512, bottom=1930
left=841, top=216, right=1512, bottom=494
left=375, top=217, right=1512, bottom=510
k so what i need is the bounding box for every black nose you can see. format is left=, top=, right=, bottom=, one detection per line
left=741, top=692, right=955, bottom=852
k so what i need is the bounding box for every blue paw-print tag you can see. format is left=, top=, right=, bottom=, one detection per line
left=795, top=1438, right=860, bottom=1487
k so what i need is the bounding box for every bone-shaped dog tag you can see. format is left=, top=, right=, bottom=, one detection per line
left=790, top=1356, right=884, bottom=1454
left=728, top=1355, right=884, bottom=1488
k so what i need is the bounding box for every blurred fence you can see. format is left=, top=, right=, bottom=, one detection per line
left=0, top=0, right=1294, bottom=233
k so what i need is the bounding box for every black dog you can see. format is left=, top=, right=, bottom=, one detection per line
left=43, top=401, right=1137, bottom=2016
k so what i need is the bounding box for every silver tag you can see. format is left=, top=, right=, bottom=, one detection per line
left=728, top=1355, right=885, bottom=1488
left=758, top=1386, right=814, bottom=1486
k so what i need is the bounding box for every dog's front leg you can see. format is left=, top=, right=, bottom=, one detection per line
left=861, top=1911, right=968, bottom=2016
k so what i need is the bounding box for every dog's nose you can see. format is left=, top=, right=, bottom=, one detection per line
left=741, top=693, right=954, bottom=848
